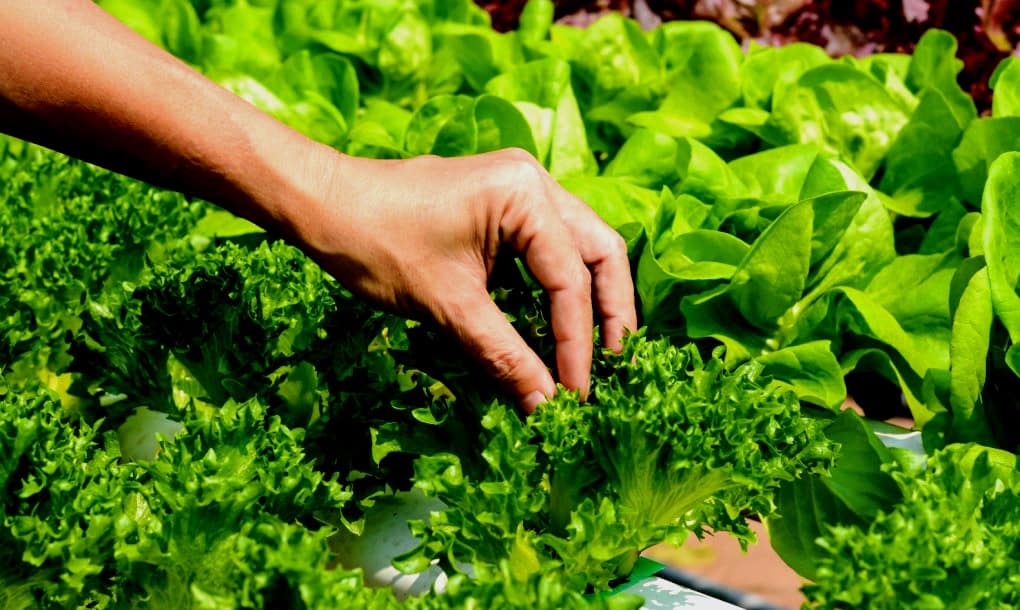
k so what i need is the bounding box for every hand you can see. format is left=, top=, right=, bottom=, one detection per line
left=0, top=1, right=636, bottom=411
left=294, top=147, right=637, bottom=412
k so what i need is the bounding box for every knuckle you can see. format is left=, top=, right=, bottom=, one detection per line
left=500, top=147, right=539, bottom=164
left=509, top=159, right=545, bottom=189
left=566, top=264, right=593, bottom=294
left=606, top=231, right=629, bottom=258
left=482, top=346, right=527, bottom=383
left=488, top=160, right=546, bottom=205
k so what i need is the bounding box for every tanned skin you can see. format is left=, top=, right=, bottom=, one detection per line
left=0, top=1, right=637, bottom=412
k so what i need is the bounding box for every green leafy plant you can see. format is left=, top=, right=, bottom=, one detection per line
left=802, top=444, right=1020, bottom=609
left=7, top=0, right=1020, bottom=607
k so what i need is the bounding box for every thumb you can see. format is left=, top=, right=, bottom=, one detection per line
left=441, top=288, right=557, bottom=413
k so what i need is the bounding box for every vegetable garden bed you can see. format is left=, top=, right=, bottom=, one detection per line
left=3, top=1, right=1020, bottom=608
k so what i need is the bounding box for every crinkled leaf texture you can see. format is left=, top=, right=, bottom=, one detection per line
left=803, top=444, right=1020, bottom=609
left=402, top=334, right=833, bottom=592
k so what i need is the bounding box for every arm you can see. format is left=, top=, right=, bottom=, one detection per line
left=0, top=0, right=314, bottom=232
left=0, top=0, right=637, bottom=411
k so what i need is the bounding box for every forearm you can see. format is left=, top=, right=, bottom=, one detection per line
left=0, top=0, right=332, bottom=237
left=0, top=1, right=637, bottom=406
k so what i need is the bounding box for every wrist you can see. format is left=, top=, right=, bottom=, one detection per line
left=274, top=142, right=354, bottom=259
left=211, top=112, right=351, bottom=254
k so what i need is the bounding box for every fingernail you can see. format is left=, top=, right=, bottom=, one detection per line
left=523, top=391, right=547, bottom=413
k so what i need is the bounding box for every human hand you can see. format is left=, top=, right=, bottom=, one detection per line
left=0, top=0, right=634, bottom=412
left=292, top=147, right=637, bottom=412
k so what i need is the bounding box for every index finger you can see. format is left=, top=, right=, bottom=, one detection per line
left=546, top=181, right=637, bottom=352
left=502, top=190, right=594, bottom=399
